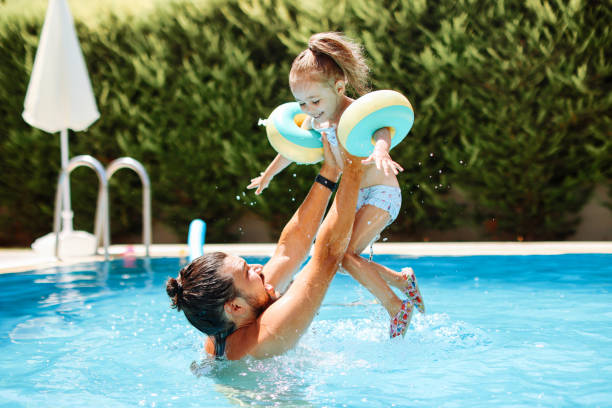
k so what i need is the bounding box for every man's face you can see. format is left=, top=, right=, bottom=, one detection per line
left=221, top=255, right=277, bottom=317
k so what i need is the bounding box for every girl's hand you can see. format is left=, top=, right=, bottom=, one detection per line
left=247, top=154, right=293, bottom=195
left=361, top=127, right=403, bottom=176
left=247, top=171, right=273, bottom=195
left=361, top=146, right=404, bottom=176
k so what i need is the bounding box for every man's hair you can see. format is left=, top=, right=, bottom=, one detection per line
left=166, top=252, right=236, bottom=339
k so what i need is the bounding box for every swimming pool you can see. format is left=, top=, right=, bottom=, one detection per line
left=1, top=254, right=610, bottom=407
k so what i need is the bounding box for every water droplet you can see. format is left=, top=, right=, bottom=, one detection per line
left=429, top=152, right=434, bottom=157
left=293, top=173, right=297, bottom=177
left=459, top=160, right=464, bottom=165
left=382, top=237, right=388, bottom=242
left=291, top=197, right=295, bottom=201
left=438, top=169, right=442, bottom=174
left=235, top=195, right=240, bottom=200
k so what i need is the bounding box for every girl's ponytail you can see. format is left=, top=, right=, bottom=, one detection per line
left=290, top=32, right=370, bottom=96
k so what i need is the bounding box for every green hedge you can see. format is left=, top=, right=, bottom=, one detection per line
left=0, top=0, right=610, bottom=245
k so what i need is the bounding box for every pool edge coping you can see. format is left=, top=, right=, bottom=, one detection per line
left=1, top=242, right=611, bottom=274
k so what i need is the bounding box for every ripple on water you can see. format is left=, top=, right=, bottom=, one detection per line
left=10, top=315, right=84, bottom=342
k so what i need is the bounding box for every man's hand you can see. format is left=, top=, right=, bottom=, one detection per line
left=320, top=132, right=340, bottom=176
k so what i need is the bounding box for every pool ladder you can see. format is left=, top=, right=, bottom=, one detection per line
left=53, top=155, right=151, bottom=260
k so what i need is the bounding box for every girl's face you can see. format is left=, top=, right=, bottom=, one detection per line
left=290, top=79, right=345, bottom=125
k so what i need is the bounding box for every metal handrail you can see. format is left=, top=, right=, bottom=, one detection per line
left=54, top=155, right=109, bottom=260
left=106, top=157, right=152, bottom=257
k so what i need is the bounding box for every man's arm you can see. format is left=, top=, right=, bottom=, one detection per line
left=262, top=139, right=340, bottom=293
left=248, top=147, right=363, bottom=358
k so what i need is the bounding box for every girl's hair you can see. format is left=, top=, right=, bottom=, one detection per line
left=289, top=32, right=370, bottom=96
left=166, top=252, right=236, bottom=339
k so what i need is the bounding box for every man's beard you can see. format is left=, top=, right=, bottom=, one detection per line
left=247, top=291, right=276, bottom=317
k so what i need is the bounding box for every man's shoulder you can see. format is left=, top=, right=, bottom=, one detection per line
left=225, top=322, right=265, bottom=360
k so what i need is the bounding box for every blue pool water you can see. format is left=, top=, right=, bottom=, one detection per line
left=0, top=254, right=611, bottom=407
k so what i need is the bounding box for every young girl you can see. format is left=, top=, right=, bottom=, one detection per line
left=247, top=32, right=424, bottom=338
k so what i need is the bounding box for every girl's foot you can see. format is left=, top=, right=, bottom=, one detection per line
left=390, top=299, right=413, bottom=338
left=401, top=267, right=425, bottom=313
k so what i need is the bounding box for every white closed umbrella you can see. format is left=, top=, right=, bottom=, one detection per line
left=24, top=0, right=100, bottom=256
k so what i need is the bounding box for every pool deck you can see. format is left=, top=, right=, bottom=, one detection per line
left=1, top=241, right=611, bottom=274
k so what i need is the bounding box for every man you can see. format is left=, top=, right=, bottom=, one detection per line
left=166, top=136, right=363, bottom=360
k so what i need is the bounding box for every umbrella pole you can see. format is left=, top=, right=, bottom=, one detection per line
left=60, top=128, right=74, bottom=232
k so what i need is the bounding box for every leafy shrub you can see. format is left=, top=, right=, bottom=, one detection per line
left=0, top=0, right=609, bottom=244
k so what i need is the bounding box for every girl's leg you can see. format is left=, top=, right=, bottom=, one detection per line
left=341, top=204, right=402, bottom=317
left=342, top=205, right=414, bottom=337
left=359, top=259, right=426, bottom=314
left=343, top=205, right=425, bottom=313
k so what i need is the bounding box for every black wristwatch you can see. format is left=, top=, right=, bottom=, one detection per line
left=315, top=174, right=338, bottom=192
